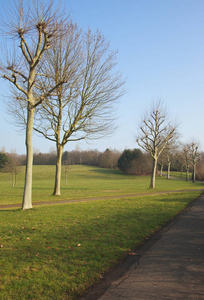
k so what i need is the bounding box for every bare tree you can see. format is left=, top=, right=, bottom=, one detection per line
left=136, top=102, right=177, bottom=188
left=187, top=141, right=199, bottom=183
left=158, top=150, right=166, bottom=177
left=173, top=149, right=185, bottom=178
left=32, top=29, right=124, bottom=195
left=183, top=144, right=190, bottom=181
left=3, top=151, right=22, bottom=186
left=164, top=140, right=178, bottom=179
left=0, top=0, right=67, bottom=209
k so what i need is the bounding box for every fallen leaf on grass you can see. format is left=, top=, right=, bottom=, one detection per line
left=128, top=252, right=137, bottom=256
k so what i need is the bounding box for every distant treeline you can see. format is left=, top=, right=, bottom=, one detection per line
left=33, top=149, right=121, bottom=169
left=1, top=149, right=204, bottom=180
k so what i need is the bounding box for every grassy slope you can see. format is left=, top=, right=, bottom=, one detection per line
left=0, top=165, right=203, bottom=205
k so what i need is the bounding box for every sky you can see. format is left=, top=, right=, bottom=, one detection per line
left=0, top=0, right=204, bottom=154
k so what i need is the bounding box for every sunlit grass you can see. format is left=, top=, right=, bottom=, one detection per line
left=0, top=165, right=203, bottom=205
left=0, top=190, right=201, bottom=299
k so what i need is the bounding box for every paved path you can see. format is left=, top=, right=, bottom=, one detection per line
left=97, top=194, right=204, bottom=299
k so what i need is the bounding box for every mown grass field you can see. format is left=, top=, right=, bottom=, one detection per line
left=162, top=170, right=192, bottom=180
left=0, top=165, right=203, bottom=299
left=0, top=165, right=202, bottom=205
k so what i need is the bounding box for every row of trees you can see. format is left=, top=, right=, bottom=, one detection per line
left=0, top=2, right=202, bottom=209
left=0, top=0, right=124, bottom=209
left=135, top=102, right=201, bottom=188
left=1, top=141, right=202, bottom=181
left=0, top=148, right=121, bottom=170
left=117, top=144, right=201, bottom=182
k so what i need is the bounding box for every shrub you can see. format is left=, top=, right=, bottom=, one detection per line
left=117, top=149, right=151, bottom=175
left=0, top=153, right=8, bottom=170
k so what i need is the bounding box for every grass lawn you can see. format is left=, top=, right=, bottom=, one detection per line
left=0, top=165, right=203, bottom=205
left=162, top=170, right=194, bottom=180
left=0, top=165, right=203, bottom=299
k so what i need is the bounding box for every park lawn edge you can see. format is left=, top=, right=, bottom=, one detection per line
left=0, top=190, right=202, bottom=299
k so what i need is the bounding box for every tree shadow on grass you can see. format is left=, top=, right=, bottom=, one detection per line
left=90, top=168, right=124, bottom=176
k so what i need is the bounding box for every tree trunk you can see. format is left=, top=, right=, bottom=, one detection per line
left=22, top=107, right=34, bottom=210
left=12, top=171, right=15, bottom=187
left=192, top=164, right=196, bottom=183
left=150, top=157, right=157, bottom=189
left=167, top=162, right=171, bottom=179
left=186, top=167, right=189, bottom=181
left=65, top=170, right=67, bottom=185
left=53, top=145, right=63, bottom=195
left=160, top=164, right=163, bottom=177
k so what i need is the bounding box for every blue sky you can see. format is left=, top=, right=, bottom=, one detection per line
left=0, top=0, right=204, bottom=154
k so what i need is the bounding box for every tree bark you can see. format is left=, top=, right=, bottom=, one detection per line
left=150, top=157, right=157, bottom=189
left=22, top=107, right=35, bottom=209
left=167, top=162, right=171, bottom=179
left=12, top=171, right=15, bottom=187
left=160, top=164, right=163, bottom=177
left=53, top=145, right=63, bottom=195
left=192, top=164, right=196, bottom=183
left=186, top=167, right=189, bottom=181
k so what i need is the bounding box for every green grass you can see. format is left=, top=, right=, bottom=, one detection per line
left=0, top=165, right=203, bottom=299
left=0, top=191, right=202, bottom=299
left=0, top=165, right=203, bottom=205
left=162, top=170, right=192, bottom=180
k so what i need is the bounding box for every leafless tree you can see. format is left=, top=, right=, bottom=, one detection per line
left=158, top=150, right=166, bottom=177
left=0, top=0, right=68, bottom=209
left=98, top=149, right=121, bottom=169
left=32, top=29, right=124, bottom=195
left=136, top=102, right=177, bottom=188
left=187, top=141, right=199, bottom=183
left=164, top=139, right=179, bottom=179
left=183, top=144, right=191, bottom=181
left=3, top=151, right=22, bottom=186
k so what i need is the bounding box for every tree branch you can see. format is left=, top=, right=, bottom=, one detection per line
left=3, top=75, right=27, bottom=96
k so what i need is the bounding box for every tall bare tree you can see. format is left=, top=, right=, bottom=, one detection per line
left=187, top=141, right=199, bottom=183
left=0, top=0, right=67, bottom=209
left=136, top=102, right=177, bottom=188
left=32, top=29, right=124, bottom=195
left=183, top=144, right=190, bottom=181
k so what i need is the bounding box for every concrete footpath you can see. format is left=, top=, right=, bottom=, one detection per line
left=99, top=194, right=204, bottom=299
left=81, top=193, right=204, bottom=299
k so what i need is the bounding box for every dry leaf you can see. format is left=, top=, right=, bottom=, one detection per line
left=128, top=252, right=137, bottom=256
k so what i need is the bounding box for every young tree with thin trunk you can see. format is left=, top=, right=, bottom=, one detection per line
left=3, top=151, right=22, bottom=186
left=32, top=29, right=124, bottom=195
left=183, top=145, right=190, bottom=181
left=136, top=102, right=177, bottom=188
left=164, top=140, right=178, bottom=179
left=0, top=0, right=67, bottom=209
left=158, top=150, right=166, bottom=177
left=187, top=141, right=199, bottom=183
